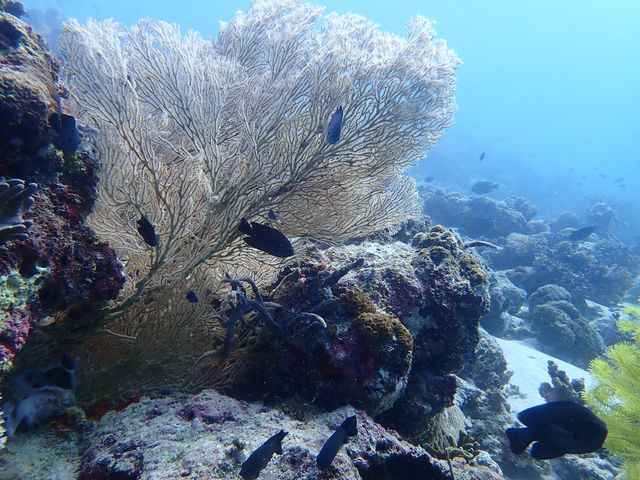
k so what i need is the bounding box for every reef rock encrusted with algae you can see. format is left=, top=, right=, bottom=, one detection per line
left=0, top=6, right=124, bottom=447
left=0, top=389, right=506, bottom=480
left=204, top=225, right=490, bottom=436
left=486, top=230, right=639, bottom=307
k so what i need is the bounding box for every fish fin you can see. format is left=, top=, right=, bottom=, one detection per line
left=238, top=218, right=253, bottom=236
left=274, top=430, right=287, bottom=454
left=506, top=427, right=534, bottom=455
left=345, top=415, right=358, bottom=437
left=530, top=441, right=563, bottom=460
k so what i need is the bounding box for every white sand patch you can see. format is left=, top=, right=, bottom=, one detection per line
left=493, top=337, right=596, bottom=414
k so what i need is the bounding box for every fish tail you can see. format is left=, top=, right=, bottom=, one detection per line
left=506, top=427, right=534, bottom=455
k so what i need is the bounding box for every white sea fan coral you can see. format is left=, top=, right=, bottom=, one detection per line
left=58, top=0, right=460, bottom=306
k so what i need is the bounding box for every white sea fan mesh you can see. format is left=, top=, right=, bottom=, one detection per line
left=58, top=0, right=459, bottom=306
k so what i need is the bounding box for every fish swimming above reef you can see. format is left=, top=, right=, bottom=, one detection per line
left=424, top=176, right=435, bottom=183
left=238, top=218, right=294, bottom=258
left=240, top=430, right=288, bottom=480
left=471, top=181, right=499, bottom=194
left=317, top=415, right=358, bottom=470
left=185, top=290, right=199, bottom=303
left=326, top=106, right=343, bottom=144
left=568, top=225, right=596, bottom=241
left=479, top=152, right=486, bottom=161
left=506, top=401, right=607, bottom=460
left=136, top=215, right=157, bottom=247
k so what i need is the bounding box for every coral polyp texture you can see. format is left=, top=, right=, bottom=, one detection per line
left=0, top=177, right=37, bottom=245
left=57, top=0, right=460, bottom=312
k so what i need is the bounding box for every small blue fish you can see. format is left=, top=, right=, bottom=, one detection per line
left=268, top=209, right=277, bottom=220
left=186, top=291, right=199, bottom=303
left=136, top=215, right=157, bottom=247
left=326, top=106, right=343, bottom=144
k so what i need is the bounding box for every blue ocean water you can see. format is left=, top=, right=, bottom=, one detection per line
left=24, top=0, right=640, bottom=239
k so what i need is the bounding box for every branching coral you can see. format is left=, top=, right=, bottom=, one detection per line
left=57, top=0, right=460, bottom=316
left=585, top=304, right=640, bottom=479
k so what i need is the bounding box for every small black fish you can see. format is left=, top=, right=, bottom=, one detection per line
left=326, top=106, right=343, bottom=144
left=424, top=176, right=435, bottom=183
left=317, top=415, right=358, bottom=470
left=471, top=181, right=499, bottom=194
left=53, top=114, right=81, bottom=154
left=238, top=218, right=294, bottom=258
left=479, top=152, right=486, bottom=161
left=240, top=430, right=287, bottom=480
left=569, top=225, right=596, bottom=241
left=186, top=290, right=199, bottom=303
left=137, top=215, right=157, bottom=247
left=268, top=209, right=277, bottom=220
left=614, top=177, right=625, bottom=183
left=506, top=401, right=607, bottom=460
left=41, top=366, right=76, bottom=390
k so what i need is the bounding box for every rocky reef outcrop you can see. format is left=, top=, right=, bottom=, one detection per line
left=0, top=388, right=507, bottom=480
left=0, top=7, right=124, bottom=447
left=420, top=186, right=544, bottom=240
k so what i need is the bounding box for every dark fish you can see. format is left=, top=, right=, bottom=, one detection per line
left=424, top=176, right=435, bottom=183
left=569, top=225, right=596, bottom=241
left=238, top=218, right=294, bottom=258
left=506, top=401, right=607, bottom=460
left=471, top=181, right=499, bottom=194
left=326, top=106, right=343, bottom=144
left=268, top=209, right=277, bottom=220
left=53, top=114, right=81, bottom=153
left=240, top=430, right=287, bottom=480
left=614, top=177, right=625, bottom=183
left=317, top=415, right=358, bottom=470
left=479, top=152, right=486, bottom=161
left=41, top=366, right=75, bottom=390
left=137, top=215, right=158, bottom=247
left=186, top=290, right=199, bottom=303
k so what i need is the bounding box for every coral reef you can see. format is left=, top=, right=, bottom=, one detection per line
left=0, top=10, right=71, bottom=181
left=0, top=389, right=506, bottom=480
left=537, top=360, right=585, bottom=404
left=527, top=284, right=604, bottom=368
left=420, top=186, right=543, bottom=240
left=489, top=231, right=639, bottom=306
left=0, top=8, right=124, bottom=448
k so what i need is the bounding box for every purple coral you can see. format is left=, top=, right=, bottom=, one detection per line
left=0, top=177, right=36, bottom=244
